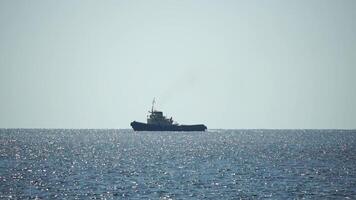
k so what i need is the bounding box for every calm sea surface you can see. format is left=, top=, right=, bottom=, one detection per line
left=1, top=129, right=356, bottom=199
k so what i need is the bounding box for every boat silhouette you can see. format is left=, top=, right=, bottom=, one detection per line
left=130, top=98, right=207, bottom=131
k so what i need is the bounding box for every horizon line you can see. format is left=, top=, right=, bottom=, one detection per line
left=0, top=128, right=355, bottom=131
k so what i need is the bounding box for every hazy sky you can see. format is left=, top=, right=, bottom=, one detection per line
left=1, top=0, right=355, bottom=129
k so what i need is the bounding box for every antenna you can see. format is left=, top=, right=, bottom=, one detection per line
left=151, top=97, right=156, bottom=112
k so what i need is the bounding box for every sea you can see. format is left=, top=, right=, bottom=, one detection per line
left=0, top=129, right=355, bottom=199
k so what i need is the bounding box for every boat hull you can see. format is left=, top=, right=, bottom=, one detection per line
left=130, top=121, right=207, bottom=132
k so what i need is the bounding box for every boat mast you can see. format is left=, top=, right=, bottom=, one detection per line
left=151, top=97, right=156, bottom=113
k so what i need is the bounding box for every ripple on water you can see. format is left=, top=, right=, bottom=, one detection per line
left=0, top=129, right=356, bottom=199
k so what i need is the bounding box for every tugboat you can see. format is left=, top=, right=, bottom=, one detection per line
left=130, top=99, right=207, bottom=131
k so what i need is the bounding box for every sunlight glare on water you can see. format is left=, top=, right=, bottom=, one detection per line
left=0, top=129, right=356, bottom=199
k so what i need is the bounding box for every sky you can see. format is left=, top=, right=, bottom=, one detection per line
left=0, top=0, right=355, bottom=129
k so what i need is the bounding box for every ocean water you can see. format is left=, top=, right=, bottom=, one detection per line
left=0, top=129, right=356, bottom=199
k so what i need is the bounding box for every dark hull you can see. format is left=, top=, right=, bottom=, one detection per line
left=130, top=121, right=207, bottom=132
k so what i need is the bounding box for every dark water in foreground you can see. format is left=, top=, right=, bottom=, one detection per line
left=1, top=129, right=356, bottom=199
